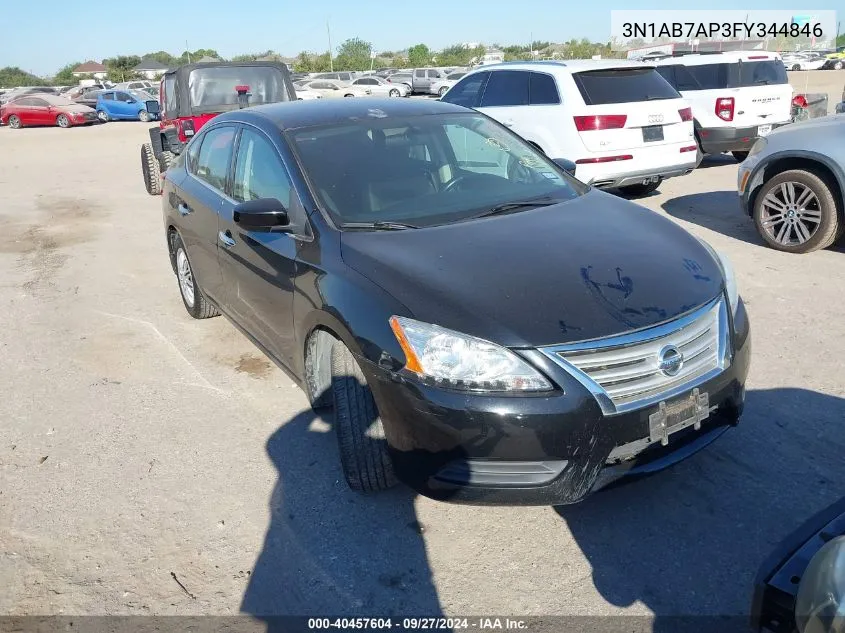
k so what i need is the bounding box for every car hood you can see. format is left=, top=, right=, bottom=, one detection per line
left=340, top=190, right=724, bottom=348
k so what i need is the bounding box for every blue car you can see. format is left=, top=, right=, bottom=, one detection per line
left=96, top=89, right=159, bottom=123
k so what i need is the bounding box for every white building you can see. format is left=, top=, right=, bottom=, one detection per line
left=72, top=61, right=107, bottom=80
left=133, top=59, right=169, bottom=79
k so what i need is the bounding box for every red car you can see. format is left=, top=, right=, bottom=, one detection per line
left=1, top=94, right=99, bottom=129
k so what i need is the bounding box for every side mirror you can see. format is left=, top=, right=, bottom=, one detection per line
left=233, top=198, right=290, bottom=231
left=145, top=100, right=160, bottom=115
left=552, top=157, right=577, bottom=176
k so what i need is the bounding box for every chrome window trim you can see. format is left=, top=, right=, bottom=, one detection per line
left=539, top=296, right=730, bottom=416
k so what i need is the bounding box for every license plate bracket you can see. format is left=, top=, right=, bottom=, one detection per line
left=642, top=125, right=664, bottom=142
left=648, top=388, right=710, bottom=446
left=758, top=124, right=772, bottom=136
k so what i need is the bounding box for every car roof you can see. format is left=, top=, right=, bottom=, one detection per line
left=650, top=51, right=782, bottom=66
left=212, top=97, right=472, bottom=131
left=469, top=59, right=655, bottom=73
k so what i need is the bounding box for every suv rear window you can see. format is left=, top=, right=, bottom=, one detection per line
left=188, top=66, right=292, bottom=112
left=572, top=68, right=679, bottom=105
left=656, top=61, right=788, bottom=91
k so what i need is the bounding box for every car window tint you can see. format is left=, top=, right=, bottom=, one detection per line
left=738, top=61, right=787, bottom=86
left=481, top=71, right=529, bottom=107
left=194, top=126, right=236, bottom=192
left=102, top=93, right=115, bottom=100
left=116, top=92, right=132, bottom=102
left=427, top=70, right=439, bottom=78
left=16, top=97, right=36, bottom=106
left=441, top=72, right=489, bottom=107
left=572, top=68, right=679, bottom=105
left=683, top=64, right=730, bottom=90
left=654, top=66, right=676, bottom=88
left=232, top=128, right=292, bottom=206
left=163, top=74, right=177, bottom=117
left=447, top=73, right=466, bottom=80
left=186, top=135, right=202, bottom=173
left=444, top=124, right=510, bottom=178
left=415, top=70, right=425, bottom=77
left=529, top=72, right=560, bottom=105
left=30, top=98, right=47, bottom=107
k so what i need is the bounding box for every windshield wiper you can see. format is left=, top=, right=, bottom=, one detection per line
left=473, top=197, right=559, bottom=219
left=340, top=221, right=420, bottom=231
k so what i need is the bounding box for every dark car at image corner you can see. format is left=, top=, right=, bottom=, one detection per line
left=161, top=97, right=751, bottom=505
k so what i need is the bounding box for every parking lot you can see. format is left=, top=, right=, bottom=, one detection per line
left=1, top=70, right=844, bottom=623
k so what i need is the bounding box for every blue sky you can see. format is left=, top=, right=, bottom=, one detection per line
left=3, top=0, right=840, bottom=75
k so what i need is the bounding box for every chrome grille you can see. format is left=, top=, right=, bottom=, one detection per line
left=541, top=298, right=729, bottom=414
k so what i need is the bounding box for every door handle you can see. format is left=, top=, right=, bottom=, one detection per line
left=178, top=203, right=192, bottom=216
left=218, top=230, right=236, bottom=248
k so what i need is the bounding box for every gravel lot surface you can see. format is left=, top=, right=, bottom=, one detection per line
left=1, top=70, right=844, bottom=624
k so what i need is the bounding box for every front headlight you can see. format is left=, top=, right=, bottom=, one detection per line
left=748, top=137, right=767, bottom=158
left=697, top=238, right=739, bottom=315
left=795, top=536, right=845, bottom=633
left=389, top=316, right=552, bottom=392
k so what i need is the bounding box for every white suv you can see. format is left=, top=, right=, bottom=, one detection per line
left=440, top=60, right=697, bottom=196
left=651, top=52, right=793, bottom=162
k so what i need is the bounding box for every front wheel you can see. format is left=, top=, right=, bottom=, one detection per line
left=331, top=342, right=396, bottom=493
left=792, top=64, right=802, bottom=71
left=618, top=178, right=662, bottom=197
left=388, top=88, right=400, bottom=97
left=158, top=150, right=174, bottom=173
left=56, top=114, right=71, bottom=128
left=753, top=169, right=840, bottom=254
left=138, top=109, right=150, bottom=123
left=439, top=86, right=449, bottom=97
left=171, top=233, right=220, bottom=319
left=834, top=60, right=844, bottom=70
left=732, top=151, right=749, bottom=162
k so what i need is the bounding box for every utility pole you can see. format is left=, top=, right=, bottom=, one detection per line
left=327, top=20, right=333, bottom=72
left=185, top=41, right=191, bottom=63
left=530, top=31, right=533, bottom=59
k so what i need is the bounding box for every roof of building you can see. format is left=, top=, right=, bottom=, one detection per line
left=73, top=61, right=107, bottom=73
left=133, top=58, right=168, bottom=70
left=197, top=56, right=221, bottom=63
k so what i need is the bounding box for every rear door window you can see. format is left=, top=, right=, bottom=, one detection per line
left=480, top=70, right=529, bottom=107
left=529, top=72, right=560, bottom=104
left=102, top=92, right=115, bottom=101
left=440, top=72, right=489, bottom=108
left=738, top=61, right=788, bottom=86
left=683, top=64, right=730, bottom=90
left=572, top=68, right=680, bottom=105
left=194, top=125, right=236, bottom=192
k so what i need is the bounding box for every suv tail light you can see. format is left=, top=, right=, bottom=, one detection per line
left=715, top=97, right=735, bottom=121
left=679, top=107, right=693, bottom=122
left=573, top=114, right=627, bottom=131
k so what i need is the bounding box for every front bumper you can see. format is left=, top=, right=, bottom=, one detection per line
left=699, top=122, right=790, bottom=154
left=364, top=300, right=751, bottom=506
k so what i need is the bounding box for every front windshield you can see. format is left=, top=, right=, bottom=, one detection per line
left=291, top=112, right=587, bottom=228
left=187, top=66, right=292, bottom=112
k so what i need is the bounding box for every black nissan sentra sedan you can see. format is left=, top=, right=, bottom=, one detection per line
left=162, top=98, right=750, bottom=505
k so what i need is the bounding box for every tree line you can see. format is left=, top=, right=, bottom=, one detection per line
left=3, top=32, right=843, bottom=87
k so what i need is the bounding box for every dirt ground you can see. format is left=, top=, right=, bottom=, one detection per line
left=1, top=70, right=844, bottom=622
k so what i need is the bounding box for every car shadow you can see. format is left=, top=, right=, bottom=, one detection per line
left=661, top=190, right=766, bottom=246
left=697, top=154, right=739, bottom=169
left=240, top=387, right=444, bottom=628
left=557, top=387, right=845, bottom=632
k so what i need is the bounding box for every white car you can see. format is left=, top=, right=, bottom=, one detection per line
left=782, top=53, right=828, bottom=71
left=440, top=60, right=697, bottom=196
left=293, top=82, right=323, bottom=100
left=652, top=51, right=793, bottom=162
left=350, top=76, right=409, bottom=97
left=299, top=80, right=370, bottom=99
left=430, top=71, right=468, bottom=97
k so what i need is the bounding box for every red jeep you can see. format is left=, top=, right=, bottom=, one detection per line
left=141, top=61, right=297, bottom=195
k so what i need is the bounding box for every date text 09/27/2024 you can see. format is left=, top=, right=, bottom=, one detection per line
left=621, top=21, right=824, bottom=40
left=307, top=618, right=528, bottom=630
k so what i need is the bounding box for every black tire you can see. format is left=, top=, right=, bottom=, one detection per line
left=343, top=94, right=355, bottom=98
left=439, top=86, right=449, bottom=97
left=388, top=88, right=400, bottom=97
left=56, top=114, right=71, bottom=128
left=834, top=61, right=844, bottom=71
left=792, top=64, right=801, bottom=71
left=141, top=143, right=162, bottom=196
left=171, top=233, right=220, bottom=319
left=331, top=342, right=396, bottom=492
left=7, top=115, right=21, bottom=129
left=732, top=151, right=749, bottom=162
left=618, top=178, right=662, bottom=197
left=97, top=110, right=109, bottom=122
left=753, top=169, right=840, bottom=254
left=158, top=150, right=174, bottom=173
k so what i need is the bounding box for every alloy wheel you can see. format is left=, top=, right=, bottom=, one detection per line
left=176, top=248, right=195, bottom=308
left=759, top=181, right=823, bottom=246
left=57, top=114, right=70, bottom=128
left=8, top=115, right=21, bottom=129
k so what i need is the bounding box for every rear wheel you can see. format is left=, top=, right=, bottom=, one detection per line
left=792, top=64, right=802, bottom=71
left=158, top=150, right=174, bottom=173
left=171, top=233, right=220, bottom=319
left=834, top=60, right=844, bottom=70
left=138, top=109, right=150, bottom=123
left=7, top=115, right=21, bottom=129
left=733, top=151, right=749, bottom=162
left=56, top=114, right=70, bottom=128
left=388, top=88, right=400, bottom=97
left=331, top=342, right=396, bottom=493
left=97, top=110, right=109, bottom=122
left=753, top=169, right=840, bottom=254
left=141, top=143, right=162, bottom=196
left=439, top=86, right=449, bottom=97
left=343, top=93, right=355, bottom=98
left=618, top=178, right=662, bottom=197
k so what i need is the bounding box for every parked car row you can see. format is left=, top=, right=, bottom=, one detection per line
left=0, top=87, right=160, bottom=128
